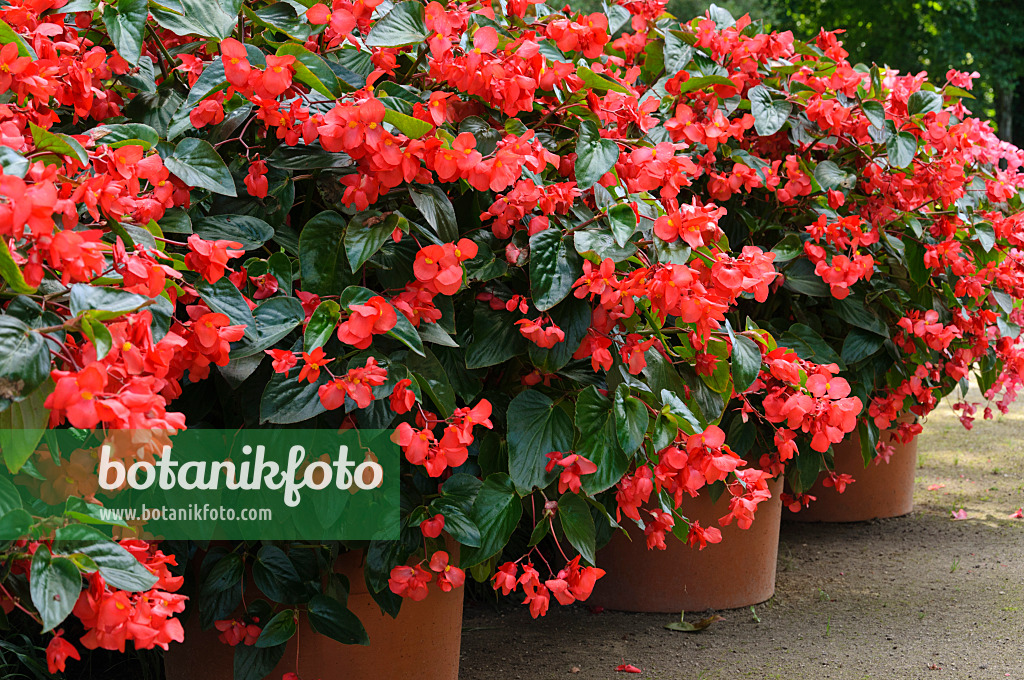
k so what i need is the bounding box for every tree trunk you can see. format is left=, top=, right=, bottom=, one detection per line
left=995, top=85, right=1014, bottom=143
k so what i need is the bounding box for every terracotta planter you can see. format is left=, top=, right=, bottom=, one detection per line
left=590, top=476, right=783, bottom=612
left=784, top=427, right=918, bottom=523
left=164, top=549, right=463, bottom=680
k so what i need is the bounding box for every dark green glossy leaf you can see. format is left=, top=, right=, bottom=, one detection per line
left=364, top=1, right=428, bottom=47
left=299, top=211, right=347, bottom=295
left=841, top=328, right=886, bottom=364
left=196, top=278, right=257, bottom=339
left=613, top=384, right=647, bottom=456
left=749, top=84, right=791, bottom=136
left=529, top=229, right=576, bottom=311
left=607, top=203, right=636, bottom=247
left=166, top=138, right=237, bottom=197
left=194, top=215, right=274, bottom=250
left=255, top=610, right=296, bottom=648
left=575, top=119, right=619, bottom=190
left=102, top=0, right=147, bottom=64
left=30, top=546, right=80, bottom=632
left=506, top=390, right=573, bottom=495
left=558, top=492, right=596, bottom=565
left=405, top=347, right=455, bottom=417
left=308, top=594, right=369, bottom=645
left=887, top=131, right=917, bottom=169
left=304, top=300, right=340, bottom=351
left=408, top=185, right=459, bottom=242
left=0, top=316, right=50, bottom=400
left=460, top=473, right=521, bottom=568
left=576, top=386, right=628, bottom=494
left=54, top=525, right=157, bottom=591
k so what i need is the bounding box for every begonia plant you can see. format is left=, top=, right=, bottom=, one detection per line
left=0, top=0, right=1022, bottom=678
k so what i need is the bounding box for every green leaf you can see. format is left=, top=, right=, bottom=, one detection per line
left=506, top=390, right=574, bottom=495
left=151, top=0, right=240, bottom=39
left=0, top=316, right=50, bottom=401
left=408, top=185, right=459, bottom=242
left=0, top=508, right=31, bottom=541
left=308, top=594, right=369, bottom=645
left=260, top=368, right=327, bottom=424
left=975, top=223, right=996, bottom=252
left=159, top=208, right=193, bottom=234
left=267, top=251, right=292, bottom=296
left=887, top=131, right=917, bottom=169
left=30, top=546, right=81, bottom=633
left=247, top=2, right=312, bottom=41
left=607, top=203, right=636, bottom=247
left=29, top=123, right=88, bottom=166
left=102, top=0, right=148, bottom=64
left=613, top=384, right=647, bottom=456
left=63, top=496, right=128, bottom=528
left=770, top=233, right=803, bottom=263
left=576, top=386, right=628, bottom=494
left=0, top=476, right=21, bottom=516
left=465, top=307, right=526, bottom=369
left=660, top=388, right=703, bottom=436
left=832, top=296, right=889, bottom=338
left=364, top=1, right=428, bottom=47
left=194, top=215, right=274, bottom=250
left=749, top=84, right=791, bottom=136
left=861, top=99, right=885, bottom=129
left=575, top=227, right=637, bottom=262
left=277, top=44, right=343, bottom=99
left=383, top=108, right=433, bottom=139
left=405, top=347, right=455, bottom=417
left=841, top=328, right=885, bottom=364
left=196, top=278, right=257, bottom=338
left=165, top=138, right=237, bottom=197
left=54, top=525, right=157, bottom=591
left=231, top=297, right=305, bottom=359
left=0, top=238, right=35, bottom=294
left=345, top=212, right=403, bottom=272
left=574, top=120, right=619, bottom=190
left=255, top=609, right=296, bottom=648
left=908, top=89, right=942, bottom=116
left=91, top=123, right=161, bottom=150
left=304, top=300, right=340, bottom=351
left=0, top=18, right=36, bottom=59
left=663, top=30, right=693, bottom=74
left=529, top=229, right=576, bottom=311
left=674, top=74, right=735, bottom=94
left=299, top=211, right=347, bottom=296
left=0, top=146, right=29, bottom=178
left=813, top=160, right=856, bottom=191
left=432, top=474, right=481, bottom=548
left=730, top=333, right=762, bottom=394
left=80, top=315, right=113, bottom=360
left=200, top=553, right=245, bottom=596
left=575, top=66, right=629, bottom=94
left=780, top=323, right=844, bottom=367
left=234, top=643, right=287, bottom=680
left=460, top=473, right=522, bottom=568
left=558, top=492, right=596, bottom=565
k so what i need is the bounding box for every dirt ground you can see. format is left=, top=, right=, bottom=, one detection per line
left=459, top=393, right=1024, bottom=679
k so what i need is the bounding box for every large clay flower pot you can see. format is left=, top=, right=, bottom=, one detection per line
left=590, top=476, right=783, bottom=612
left=165, top=549, right=463, bottom=680
left=784, top=427, right=918, bottom=523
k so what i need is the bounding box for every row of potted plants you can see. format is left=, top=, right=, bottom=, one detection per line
left=0, top=0, right=1022, bottom=678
